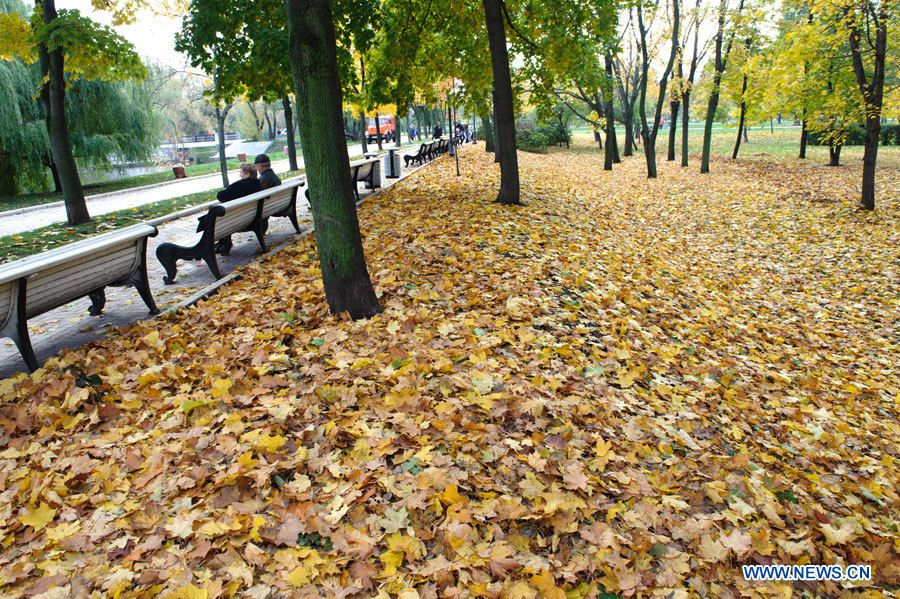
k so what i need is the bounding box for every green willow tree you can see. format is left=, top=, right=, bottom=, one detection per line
left=1, top=0, right=145, bottom=224
left=0, top=69, right=159, bottom=196
left=285, top=0, right=381, bottom=319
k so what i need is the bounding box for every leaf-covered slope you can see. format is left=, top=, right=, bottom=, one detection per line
left=0, top=145, right=897, bottom=597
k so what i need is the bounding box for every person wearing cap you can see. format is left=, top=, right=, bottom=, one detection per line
left=255, top=153, right=281, bottom=190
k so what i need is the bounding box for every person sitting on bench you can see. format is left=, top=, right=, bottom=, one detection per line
left=218, top=162, right=262, bottom=201
left=255, top=154, right=281, bottom=190
left=202, top=162, right=262, bottom=254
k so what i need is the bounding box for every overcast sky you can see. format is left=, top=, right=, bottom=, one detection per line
left=57, top=0, right=188, bottom=68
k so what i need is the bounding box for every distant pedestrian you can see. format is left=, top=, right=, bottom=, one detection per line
left=433, top=124, right=442, bottom=139
left=254, top=153, right=281, bottom=190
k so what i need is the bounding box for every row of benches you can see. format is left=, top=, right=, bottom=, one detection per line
left=0, top=155, right=389, bottom=371
left=404, top=138, right=451, bottom=166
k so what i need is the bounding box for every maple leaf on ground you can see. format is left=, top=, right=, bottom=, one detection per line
left=19, top=502, right=56, bottom=532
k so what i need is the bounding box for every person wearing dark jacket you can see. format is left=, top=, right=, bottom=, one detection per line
left=203, top=162, right=262, bottom=254
left=217, top=162, right=262, bottom=202
left=254, top=153, right=281, bottom=190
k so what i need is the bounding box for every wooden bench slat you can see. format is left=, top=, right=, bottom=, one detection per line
left=0, top=281, right=13, bottom=330
left=25, top=251, right=139, bottom=317
left=0, top=223, right=159, bottom=372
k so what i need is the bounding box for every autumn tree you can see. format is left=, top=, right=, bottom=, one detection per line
left=699, top=0, right=745, bottom=173
left=676, top=0, right=708, bottom=166
left=285, top=0, right=381, bottom=318
left=482, top=0, right=520, bottom=204
left=844, top=0, right=891, bottom=210
left=613, top=16, right=644, bottom=157
left=176, top=0, right=287, bottom=186
left=636, top=0, right=679, bottom=178
left=0, top=0, right=145, bottom=224
left=518, top=0, right=619, bottom=167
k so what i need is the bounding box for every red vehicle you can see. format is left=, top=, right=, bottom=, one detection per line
left=366, top=115, right=397, bottom=143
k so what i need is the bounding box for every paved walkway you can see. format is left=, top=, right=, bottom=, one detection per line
left=0, top=141, right=414, bottom=237
left=0, top=157, right=428, bottom=378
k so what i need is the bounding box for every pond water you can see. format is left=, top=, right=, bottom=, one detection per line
left=78, top=164, right=170, bottom=185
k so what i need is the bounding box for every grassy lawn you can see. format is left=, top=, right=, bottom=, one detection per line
left=0, top=170, right=304, bottom=264
left=571, top=124, right=900, bottom=167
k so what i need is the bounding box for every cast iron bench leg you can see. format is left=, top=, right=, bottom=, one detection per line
left=2, top=282, right=38, bottom=372
left=88, top=288, right=106, bottom=316
left=130, top=260, right=160, bottom=315
left=157, top=243, right=180, bottom=285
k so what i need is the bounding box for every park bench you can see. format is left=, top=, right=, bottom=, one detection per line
left=349, top=157, right=382, bottom=202
left=0, top=224, right=159, bottom=371
left=404, top=143, right=430, bottom=167
left=156, top=178, right=305, bottom=284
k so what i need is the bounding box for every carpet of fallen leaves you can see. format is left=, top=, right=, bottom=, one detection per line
left=0, top=143, right=898, bottom=598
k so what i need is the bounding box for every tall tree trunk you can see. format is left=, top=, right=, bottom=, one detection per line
left=482, top=0, right=520, bottom=205
left=700, top=84, right=720, bottom=174
left=799, top=112, right=808, bottom=159
left=828, top=144, right=842, bottom=166
left=216, top=106, right=230, bottom=188
left=860, top=117, right=879, bottom=210
left=286, top=0, right=381, bottom=319
left=847, top=6, right=885, bottom=210
left=732, top=72, right=748, bottom=159
left=47, top=159, right=62, bottom=192
left=637, top=0, right=679, bottom=179
left=668, top=50, right=683, bottom=162
left=610, top=123, right=621, bottom=163
left=36, top=0, right=88, bottom=225
left=265, top=107, right=274, bottom=140
left=667, top=100, right=680, bottom=161
left=482, top=110, right=495, bottom=153
left=681, top=0, right=702, bottom=168
left=492, top=89, right=500, bottom=162
left=666, top=100, right=681, bottom=161
left=358, top=56, right=368, bottom=154
left=701, top=0, right=744, bottom=174
left=623, top=105, right=634, bottom=157
left=681, top=92, right=690, bottom=167
left=375, top=111, right=383, bottom=150
left=283, top=96, right=299, bottom=171
left=601, top=64, right=616, bottom=170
